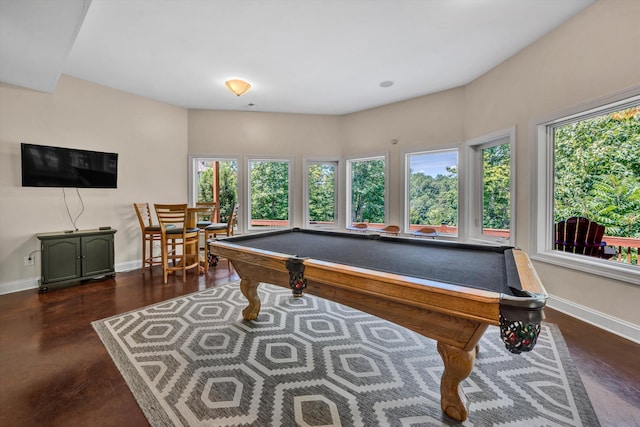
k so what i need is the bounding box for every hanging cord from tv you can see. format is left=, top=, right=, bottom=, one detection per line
left=63, top=188, right=85, bottom=231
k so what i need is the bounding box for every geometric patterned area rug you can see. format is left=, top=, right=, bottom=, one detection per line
left=92, top=281, right=600, bottom=427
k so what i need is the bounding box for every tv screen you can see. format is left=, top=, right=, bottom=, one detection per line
left=21, top=143, right=118, bottom=188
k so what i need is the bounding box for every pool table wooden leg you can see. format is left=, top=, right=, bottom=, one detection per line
left=437, top=341, right=476, bottom=422
left=240, top=278, right=261, bottom=320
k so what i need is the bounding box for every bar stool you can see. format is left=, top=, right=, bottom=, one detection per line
left=133, top=202, right=164, bottom=272
left=154, top=204, right=200, bottom=283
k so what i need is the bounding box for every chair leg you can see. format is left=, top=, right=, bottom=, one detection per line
left=142, top=235, right=147, bottom=272
left=149, top=237, right=154, bottom=270
left=183, top=237, right=199, bottom=282
left=204, top=231, right=209, bottom=270
left=142, top=234, right=152, bottom=274
left=182, top=237, right=188, bottom=281
left=204, top=231, right=211, bottom=273
left=162, top=238, right=169, bottom=284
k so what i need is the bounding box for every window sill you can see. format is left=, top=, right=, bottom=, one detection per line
left=307, top=224, right=340, bottom=231
left=531, top=251, right=640, bottom=286
left=468, top=236, right=511, bottom=246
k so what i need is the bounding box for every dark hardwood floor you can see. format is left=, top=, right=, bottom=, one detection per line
left=1, top=267, right=638, bottom=426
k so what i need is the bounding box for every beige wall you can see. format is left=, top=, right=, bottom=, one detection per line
left=462, top=0, right=640, bottom=326
left=188, top=90, right=465, bottom=231
left=189, top=110, right=343, bottom=156
left=0, top=75, right=188, bottom=287
left=188, top=110, right=344, bottom=227
left=341, top=89, right=466, bottom=228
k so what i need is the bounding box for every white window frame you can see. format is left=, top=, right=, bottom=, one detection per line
left=464, top=127, right=515, bottom=245
left=188, top=154, right=243, bottom=234
left=345, top=153, right=389, bottom=228
left=531, top=87, right=640, bottom=285
left=245, top=156, right=294, bottom=232
left=402, top=147, right=460, bottom=238
left=303, top=157, right=341, bottom=230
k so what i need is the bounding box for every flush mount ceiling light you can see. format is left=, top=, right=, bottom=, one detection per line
left=225, top=79, right=251, bottom=96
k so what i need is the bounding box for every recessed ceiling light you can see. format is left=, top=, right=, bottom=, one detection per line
left=379, top=81, right=394, bottom=88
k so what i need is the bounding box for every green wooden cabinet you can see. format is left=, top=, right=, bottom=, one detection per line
left=37, top=229, right=116, bottom=291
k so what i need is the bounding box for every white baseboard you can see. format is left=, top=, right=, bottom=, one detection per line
left=0, top=277, right=39, bottom=295
left=547, top=294, right=640, bottom=344
left=116, top=260, right=142, bottom=273
left=0, top=260, right=143, bottom=295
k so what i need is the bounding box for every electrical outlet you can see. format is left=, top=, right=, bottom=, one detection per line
left=24, top=256, right=35, bottom=266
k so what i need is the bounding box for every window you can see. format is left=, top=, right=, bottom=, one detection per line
left=466, top=129, right=514, bottom=243
left=534, top=90, right=640, bottom=283
left=346, top=155, right=387, bottom=228
left=405, top=149, right=458, bottom=235
left=190, top=157, right=239, bottom=223
left=248, top=158, right=292, bottom=229
left=305, top=160, right=338, bottom=228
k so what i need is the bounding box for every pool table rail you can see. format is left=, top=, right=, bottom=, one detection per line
left=211, top=239, right=545, bottom=325
left=501, top=249, right=547, bottom=321
left=211, top=240, right=546, bottom=351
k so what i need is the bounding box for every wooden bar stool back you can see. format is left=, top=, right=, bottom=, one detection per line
left=194, top=201, right=218, bottom=254
left=195, top=202, right=217, bottom=229
left=133, top=202, right=164, bottom=271
left=154, top=204, right=200, bottom=283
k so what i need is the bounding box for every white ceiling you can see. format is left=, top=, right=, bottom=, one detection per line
left=0, top=0, right=596, bottom=115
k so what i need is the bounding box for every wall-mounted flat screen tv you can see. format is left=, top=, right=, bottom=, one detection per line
left=21, top=143, right=118, bottom=188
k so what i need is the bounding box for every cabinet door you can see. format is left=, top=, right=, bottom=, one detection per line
left=82, top=234, right=114, bottom=277
left=42, top=238, right=82, bottom=283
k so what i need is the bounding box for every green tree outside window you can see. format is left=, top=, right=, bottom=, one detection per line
left=308, top=163, right=336, bottom=224
left=350, top=159, right=385, bottom=223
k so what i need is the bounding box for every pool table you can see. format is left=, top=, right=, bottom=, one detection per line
left=209, top=228, right=547, bottom=422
